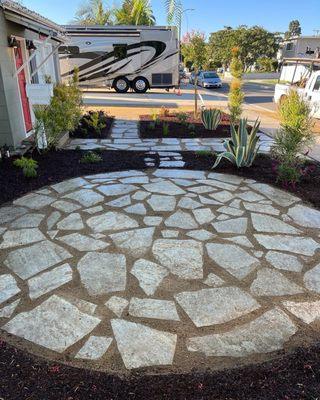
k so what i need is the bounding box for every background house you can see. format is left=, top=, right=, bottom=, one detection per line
left=278, top=36, right=320, bottom=61
left=0, top=0, right=65, bottom=149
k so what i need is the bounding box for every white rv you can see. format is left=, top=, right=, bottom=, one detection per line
left=59, top=25, right=180, bottom=93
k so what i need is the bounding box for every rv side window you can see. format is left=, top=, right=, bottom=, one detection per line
left=113, top=44, right=127, bottom=59
left=313, top=76, right=320, bottom=91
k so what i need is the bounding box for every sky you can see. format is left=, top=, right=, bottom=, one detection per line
left=21, top=0, right=320, bottom=37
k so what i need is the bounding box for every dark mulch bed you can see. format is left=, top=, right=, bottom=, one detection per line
left=0, top=339, right=320, bottom=400
left=139, top=111, right=231, bottom=138
left=69, top=112, right=114, bottom=139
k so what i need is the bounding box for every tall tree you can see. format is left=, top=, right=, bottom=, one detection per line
left=115, top=0, right=155, bottom=26
left=285, top=20, right=302, bottom=39
left=73, top=0, right=114, bottom=25
left=165, top=0, right=183, bottom=36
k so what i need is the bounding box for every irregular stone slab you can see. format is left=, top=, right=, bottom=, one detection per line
left=4, top=240, right=72, bottom=280
left=153, top=169, right=205, bottom=180
left=52, top=200, right=81, bottom=213
left=106, top=195, right=131, bottom=208
left=47, top=211, right=61, bottom=230
left=75, top=336, right=113, bottom=360
left=87, top=212, right=138, bottom=232
left=192, top=208, right=215, bottom=225
left=254, top=234, right=320, bottom=256
left=66, top=297, right=97, bottom=315
left=58, top=233, right=109, bottom=251
left=287, top=204, right=320, bottom=228
left=187, top=229, right=214, bottom=241
left=77, top=252, right=126, bottom=296
left=124, top=203, right=147, bottom=215
left=251, top=268, right=304, bottom=296
left=162, top=230, right=179, bottom=238
left=229, top=199, right=242, bottom=209
left=236, top=191, right=265, bottom=202
left=10, top=213, right=45, bottom=228
left=283, top=300, right=320, bottom=324
left=209, top=191, right=233, bottom=203
left=266, top=251, right=303, bottom=272
left=111, top=319, right=177, bottom=369
left=187, top=308, right=297, bottom=357
left=143, top=216, right=163, bottom=226
left=213, top=218, right=248, bottom=234
left=83, top=205, right=104, bottom=214
left=48, top=230, right=58, bottom=239
left=172, top=178, right=197, bottom=187
left=63, top=189, right=104, bottom=207
left=105, top=296, right=129, bottom=317
left=109, top=227, right=155, bottom=257
left=251, top=213, right=300, bottom=234
left=165, top=210, right=198, bottom=230
left=57, top=213, right=84, bottom=231
left=132, top=191, right=150, bottom=201
left=0, top=206, right=27, bottom=224
left=188, top=186, right=216, bottom=194
left=243, top=202, right=280, bottom=216
left=0, top=299, right=20, bottom=318
left=98, top=184, right=137, bottom=197
left=208, top=173, right=243, bottom=185
left=206, top=243, right=258, bottom=280
left=217, top=206, right=244, bottom=217
left=198, top=179, right=238, bottom=191
left=0, top=228, right=45, bottom=249
left=131, top=259, right=169, bottom=296
left=0, top=274, right=20, bottom=304
left=129, top=298, right=179, bottom=321
left=199, top=195, right=221, bottom=205
left=3, top=295, right=101, bottom=353
left=178, top=197, right=203, bottom=210
left=147, top=195, right=176, bottom=212
left=86, top=170, right=145, bottom=180
left=249, top=183, right=299, bottom=206
left=203, top=273, right=225, bottom=287
left=28, top=264, right=73, bottom=299
left=14, top=193, right=55, bottom=210
left=175, top=287, right=260, bottom=327
left=120, top=176, right=149, bottom=184
left=51, top=177, right=88, bottom=194
left=304, top=264, right=320, bottom=293
left=143, top=181, right=185, bottom=195
left=153, top=239, right=203, bottom=280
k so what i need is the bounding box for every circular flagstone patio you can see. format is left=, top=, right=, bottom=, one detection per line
left=1, top=169, right=320, bottom=372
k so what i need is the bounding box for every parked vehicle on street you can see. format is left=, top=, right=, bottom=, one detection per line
left=189, top=71, right=199, bottom=85
left=274, top=58, right=320, bottom=118
left=197, top=71, right=222, bottom=88
left=59, top=25, right=179, bottom=93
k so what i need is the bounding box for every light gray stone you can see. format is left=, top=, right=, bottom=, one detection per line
left=0, top=228, right=45, bottom=249
left=0, top=299, right=20, bottom=318
left=172, top=179, right=197, bottom=187
left=199, top=195, right=221, bottom=205
left=251, top=213, right=300, bottom=234
left=162, top=230, right=179, bottom=238
left=83, top=205, right=104, bottom=214
left=287, top=204, right=320, bottom=228
left=147, top=195, right=176, bottom=212
left=283, top=300, right=320, bottom=324
left=236, top=191, right=265, bottom=202
left=77, top=252, right=126, bottom=296
left=198, top=179, right=238, bottom=191
left=175, top=287, right=260, bottom=327
left=98, top=184, right=137, bottom=197
left=111, top=319, right=177, bottom=369
left=251, top=268, right=304, bottom=296
left=266, top=251, right=303, bottom=272
left=249, top=183, right=299, bottom=206
left=207, top=173, right=243, bottom=185
left=120, top=176, right=149, bottom=184
left=52, top=200, right=81, bottom=213
left=131, top=259, right=169, bottom=296
left=209, top=190, right=233, bottom=203
left=106, top=195, right=131, bottom=208
left=229, top=199, right=242, bottom=209
left=153, top=169, right=205, bottom=180
left=14, top=193, right=55, bottom=210
left=187, top=308, right=297, bottom=357
left=187, top=229, right=214, bottom=241
left=132, top=191, right=150, bottom=201
left=224, top=236, right=253, bottom=248
left=129, top=298, right=179, bottom=321
left=87, top=212, right=138, bottom=232
left=153, top=239, right=203, bottom=279
left=188, top=186, right=216, bottom=194
left=304, top=264, right=320, bottom=293
left=3, top=295, right=101, bottom=353
left=203, top=273, right=225, bottom=287
left=48, top=230, right=58, bottom=239
left=143, top=216, right=163, bottom=226
left=63, top=189, right=104, bottom=207
left=105, top=296, right=129, bottom=317
left=192, top=208, right=215, bottom=225
left=213, top=218, right=248, bottom=234
left=57, top=213, right=84, bottom=231
left=0, top=274, right=20, bottom=304
left=254, top=234, right=320, bottom=256
left=10, top=213, right=45, bottom=228
left=143, top=181, right=185, bottom=195
left=47, top=211, right=61, bottom=229
left=217, top=206, right=244, bottom=217
left=165, top=210, right=198, bottom=230
left=206, top=243, right=259, bottom=280
left=51, top=177, right=88, bottom=194
left=86, top=170, right=145, bottom=180
left=58, top=233, right=109, bottom=251
left=178, top=197, right=202, bottom=210
left=4, top=240, right=72, bottom=279
left=75, top=336, right=113, bottom=359
left=243, top=202, right=280, bottom=216
left=124, top=203, right=147, bottom=215
left=109, top=227, right=155, bottom=257
left=0, top=206, right=27, bottom=224
left=28, top=264, right=73, bottom=299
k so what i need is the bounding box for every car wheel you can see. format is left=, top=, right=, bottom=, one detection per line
left=113, top=77, right=130, bottom=93
left=132, top=77, right=149, bottom=93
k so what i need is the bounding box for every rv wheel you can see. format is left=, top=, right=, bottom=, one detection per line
left=132, top=77, right=149, bottom=93
left=113, top=77, right=130, bottom=93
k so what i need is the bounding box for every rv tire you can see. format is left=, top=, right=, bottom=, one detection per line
left=113, top=77, right=130, bottom=93
left=132, top=77, right=149, bottom=93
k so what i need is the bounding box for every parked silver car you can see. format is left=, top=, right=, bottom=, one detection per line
left=198, top=71, right=222, bottom=88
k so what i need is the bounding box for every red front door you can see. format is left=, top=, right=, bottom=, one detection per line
left=14, top=45, right=33, bottom=132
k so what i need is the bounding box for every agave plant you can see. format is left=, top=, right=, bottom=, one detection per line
left=213, top=119, right=261, bottom=168
left=201, top=108, right=221, bottom=131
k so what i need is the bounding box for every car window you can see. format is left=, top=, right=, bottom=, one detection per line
left=203, top=73, right=219, bottom=79
left=313, top=76, right=320, bottom=91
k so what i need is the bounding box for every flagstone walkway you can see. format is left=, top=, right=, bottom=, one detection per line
left=1, top=169, right=320, bottom=372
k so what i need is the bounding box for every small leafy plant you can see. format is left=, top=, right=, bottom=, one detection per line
left=148, top=121, right=156, bottom=130
left=213, top=119, right=260, bottom=168
left=162, top=122, right=169, bottom=136
left=176, top=112, right=189, bottom=125
left=201, top=108, right=221, bottom=130
left=83, top=111, right=107, bottom=135
left=160, top=106, right=170, bottom=117
left=14, top=157, right=38, bottom=178
left=188, top=123, right=196, bottom=131
left=80, top=151, right=102, bottom=164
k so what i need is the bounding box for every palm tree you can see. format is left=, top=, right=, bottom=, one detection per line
left=73, top=0, right=114, bottom=25
left=165, top=0, right=183, bottom=30
left=115, top=0, right=155, bottom=26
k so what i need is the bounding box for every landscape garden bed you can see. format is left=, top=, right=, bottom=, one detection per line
left=69, top=111, right=114, bottom=139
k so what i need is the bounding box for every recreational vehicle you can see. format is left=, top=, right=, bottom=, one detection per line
left=59, top=25, right=180, bottom=93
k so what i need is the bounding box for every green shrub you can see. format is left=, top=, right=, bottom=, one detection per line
left=162, top=123, right=169, bottom=136
left=148, top=121, right=156, bottom=130
left=80, top=151, right=102, bottom=164
left=188, top=123, right=196, bottom=131
left=201, top=109, right=221, bottom=130
left=83, top=111, right=106, bottom=135
left=213, top=119, right=260, bottom=168
left=13, top=157, right=38, bottom=178
left=176, top=112, right=189, bottom=125
left=228, top=47, right=244, bottom=124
